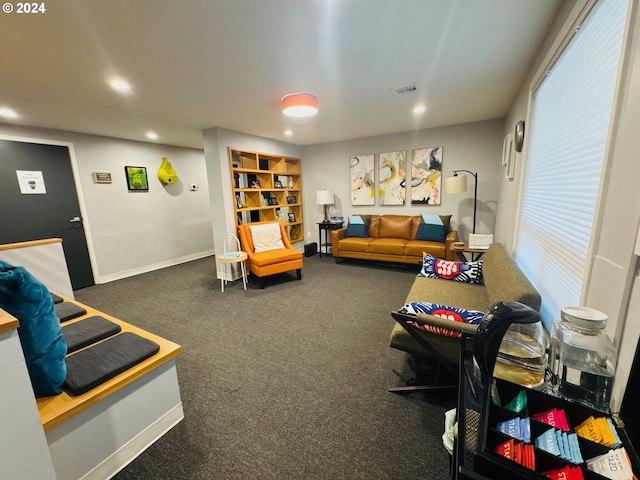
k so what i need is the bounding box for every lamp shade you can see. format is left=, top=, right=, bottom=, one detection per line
left=445, top=174, right=468, bottom=194
left=316, top=190, right=334, bottom=205
left=282, top=93, right=318, bottom=118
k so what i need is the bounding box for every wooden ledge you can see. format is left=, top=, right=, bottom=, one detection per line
left=37, top=295, right=182, bottom=431
left=0, top=238, right=62, bottom=251
left=0, top=309, right=19, bottom=334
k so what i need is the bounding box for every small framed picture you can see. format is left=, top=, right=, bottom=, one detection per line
left=235, top=193, right=243, bottom=209
left=274, top=180, right=283, bottom=188
left=268, top=197, right=278, bottom=205
left=125, top=166, right=149, bottom=191
left=288, top=213, right=296, bottom=223
left=286, top=195, right=297, bottom=204
left=250, top=179, right=261, bottom=188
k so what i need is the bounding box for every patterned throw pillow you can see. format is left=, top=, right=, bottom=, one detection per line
left=419, top=253, right=483, bottom=284
left=398, top=301, right=485, bottom=338
left=249, top=223, right=285, bottom=252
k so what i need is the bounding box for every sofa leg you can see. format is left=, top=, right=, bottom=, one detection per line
left=296, top=269, right=302, bottom=280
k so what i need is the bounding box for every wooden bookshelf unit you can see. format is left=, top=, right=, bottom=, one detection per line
left=229, top=147, right=304, bottom=244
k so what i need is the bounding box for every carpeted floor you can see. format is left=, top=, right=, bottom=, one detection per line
left=74, top=254, right=455, bottom=480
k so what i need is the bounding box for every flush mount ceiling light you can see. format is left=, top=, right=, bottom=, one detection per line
left=110, top=80, right=131, bottom=93
left=281, top=93, right=318, bottom=118
left=146, top=132, right=158, bottom=140
left=0, top=108, right=18, bottom=119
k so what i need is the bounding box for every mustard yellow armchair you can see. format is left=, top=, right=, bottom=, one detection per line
left=238, top=221, right=303, bottom=289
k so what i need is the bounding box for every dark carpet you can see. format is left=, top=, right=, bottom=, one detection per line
left=74, top=254, right=455, bottom=480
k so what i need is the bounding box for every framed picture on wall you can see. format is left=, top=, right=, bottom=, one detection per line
left=125, top=166, right=149, bottom=191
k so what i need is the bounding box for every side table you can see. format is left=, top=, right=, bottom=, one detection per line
left=317, top=222, right=343, bottom=257
left=216, top=251, right=248, bottom=292
left=449, top=243, right=488, bottom=262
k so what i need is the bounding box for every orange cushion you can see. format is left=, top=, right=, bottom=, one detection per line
left=338, top=237, right=372, bottom=252
left=369, top=238, right=408, bottom=255
left=378, top=215, right=413, bottom=239
left=250, top=248, right=302, bottom=267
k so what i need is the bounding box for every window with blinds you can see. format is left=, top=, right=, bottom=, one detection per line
left=514, top=0, right=629, bottom=330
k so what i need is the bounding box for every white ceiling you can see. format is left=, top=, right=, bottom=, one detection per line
left=0, top=0, right=562, bottom=149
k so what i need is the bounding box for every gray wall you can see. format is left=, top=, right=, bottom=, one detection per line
left=301, top=119, right=504, bottom=245
left=0, top=124, right=214, bottom=283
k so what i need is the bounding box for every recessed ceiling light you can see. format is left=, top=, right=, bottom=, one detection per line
left=0, top=108, right=18, bottom=119
left=413, top=105, right=426, bottom=115
left=110, top=80, right=131, bottom=93
left=146, top=132, right=158, bottom=140
left=284, top=130, right=293, bottom=136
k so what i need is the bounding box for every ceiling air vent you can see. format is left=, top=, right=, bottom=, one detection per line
left=391, top=83, right=419, bottom=96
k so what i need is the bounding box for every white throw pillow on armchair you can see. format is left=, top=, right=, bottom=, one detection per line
left=249, top=223, right=286, bottom=252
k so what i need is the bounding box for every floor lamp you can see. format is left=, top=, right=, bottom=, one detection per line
left=444, top=170, right=478, bottom=234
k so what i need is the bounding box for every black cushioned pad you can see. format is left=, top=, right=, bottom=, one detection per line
left=50, top=293, right=63, bottom=304
left=61, top=315, right=122, bottom=354
left=63, top=332, right=160, bottom=396
left=55, top=301, right=87, bottom=323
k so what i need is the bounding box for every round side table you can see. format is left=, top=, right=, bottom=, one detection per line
left=216, top=251, right=248, bottom=292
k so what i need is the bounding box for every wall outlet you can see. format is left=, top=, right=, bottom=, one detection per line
left=189, top=184, right=199, bottom=191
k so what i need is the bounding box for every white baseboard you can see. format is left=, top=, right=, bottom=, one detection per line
left=82, top=403, right=184, bottom=480
left=97, top=250, right=215, bottom=284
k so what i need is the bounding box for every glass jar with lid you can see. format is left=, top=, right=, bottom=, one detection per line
left=547, top=306, right=617, bottom=412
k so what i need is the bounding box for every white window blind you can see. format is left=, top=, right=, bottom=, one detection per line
left=514, top=0, right=628, bottom=330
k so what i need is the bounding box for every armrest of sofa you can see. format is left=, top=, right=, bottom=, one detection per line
left=445, top=230, right=458, bottom=261
left=331, top=227, right=347, bottom=257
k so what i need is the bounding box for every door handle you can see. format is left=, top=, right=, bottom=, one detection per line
left=69, top=216, right=82, bottom=223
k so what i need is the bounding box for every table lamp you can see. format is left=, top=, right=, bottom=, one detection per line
left=316, top=189, right=334, bottom=223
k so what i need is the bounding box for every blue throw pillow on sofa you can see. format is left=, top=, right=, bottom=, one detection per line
left=415, top=223, right=448, bottom=243
left=0, top=260, right=67, bottom=397
left=345, top=223, right=369, bottom=238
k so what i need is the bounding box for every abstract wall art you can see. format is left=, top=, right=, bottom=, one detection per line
left=410, top=146, right=442, bottom=205
left=378, top=150, right=406, bottom=205
left=350, top=153, right=375, bottom=205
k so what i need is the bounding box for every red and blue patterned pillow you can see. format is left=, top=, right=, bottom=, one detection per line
left=419, top=253, right=483, bottom=284
left=398, top=301, right=485, bottom=338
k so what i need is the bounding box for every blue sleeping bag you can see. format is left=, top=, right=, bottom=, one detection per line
left=0, top=260, right=67, bottom=396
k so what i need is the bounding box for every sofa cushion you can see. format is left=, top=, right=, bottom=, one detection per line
left=249, top=223, right=285, bottom=252
left=250, top=248, right=302, bottom=267
left=369, top=238, right=408, bottom=255
left=345, top=223, right=369, bottom=237
left=415, top=223, right=448, bottom=243
left=419, top=254, right=483, bottom=284
left=378, top=215, right=413, bottom=240
left=398, top=301, right=485, bottom=338
left=405, top=240, right=446, bottom=259
left=338, top=237, right=372, bottom=253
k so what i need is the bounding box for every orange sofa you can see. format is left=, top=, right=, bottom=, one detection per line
left=238, top=221, right=303, bottom=288
left=331, top=214, right=457, bottom=264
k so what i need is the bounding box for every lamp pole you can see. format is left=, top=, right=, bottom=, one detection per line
left=452, top=169, right=478, bottom=234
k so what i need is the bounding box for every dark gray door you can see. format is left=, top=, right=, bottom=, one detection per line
left=0, top=139, right=94, bottom=289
